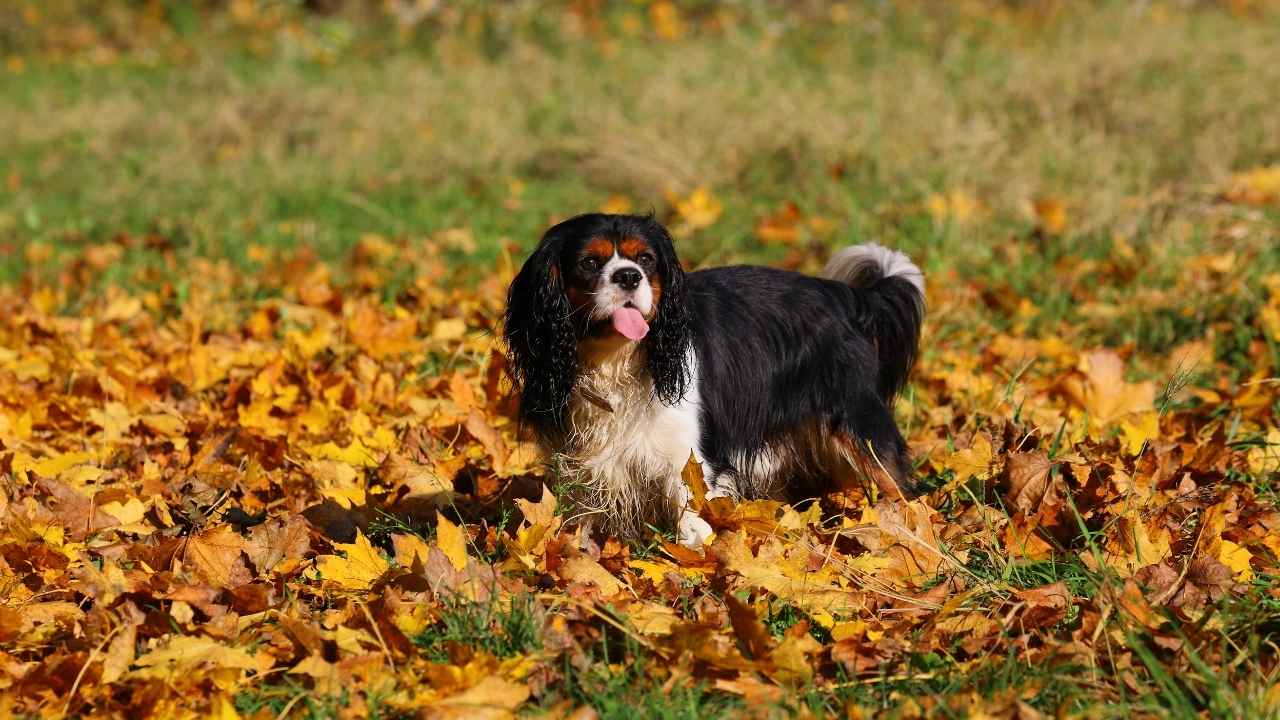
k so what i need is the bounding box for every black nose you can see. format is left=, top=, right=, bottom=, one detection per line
left=611, top=267, right=642, bottom=290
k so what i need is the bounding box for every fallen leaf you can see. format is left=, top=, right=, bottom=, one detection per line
left=314, top=529, right=391, bottom=590
left=436, top=512, right=470, bottom=571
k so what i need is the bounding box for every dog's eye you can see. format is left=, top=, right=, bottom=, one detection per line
left=578, top=256, right=602, bottom=272
left=636, top=252, right=657, bottom=268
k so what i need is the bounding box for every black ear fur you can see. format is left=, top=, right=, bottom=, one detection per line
left=638, top=218, right=692, bottom=405
left=504, top=233, right=578, bottom=430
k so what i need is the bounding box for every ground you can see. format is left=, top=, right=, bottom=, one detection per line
left=1, top=1, right=1279, bottom=718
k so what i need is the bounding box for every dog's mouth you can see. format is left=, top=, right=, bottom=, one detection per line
left=611, top=302, right=649, bottom=341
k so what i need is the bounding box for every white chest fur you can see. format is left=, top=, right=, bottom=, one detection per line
left=552, top=344, right=707, bottom=540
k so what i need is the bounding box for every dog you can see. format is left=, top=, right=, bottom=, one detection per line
left=504, top=213, right=924, bottom=546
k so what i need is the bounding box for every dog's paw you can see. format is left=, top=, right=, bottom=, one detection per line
left=677, top=511, right=713, bottom=548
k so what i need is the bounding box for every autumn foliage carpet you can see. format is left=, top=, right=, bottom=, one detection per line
left=3, top=2, right=1280, bottom=719
left=2, top=209, right=1278, bottom=717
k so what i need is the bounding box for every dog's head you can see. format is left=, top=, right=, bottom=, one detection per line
left=504, top=213, right=691, bottom=426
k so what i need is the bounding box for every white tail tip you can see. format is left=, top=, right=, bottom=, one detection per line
left=822, top=243, right=925, bottom=296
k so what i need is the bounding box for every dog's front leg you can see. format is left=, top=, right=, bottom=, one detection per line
left=667, top=463, right=734, bottom=548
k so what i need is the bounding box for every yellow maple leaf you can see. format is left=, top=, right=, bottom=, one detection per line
left=932, top=433, right=995, bottom=481
left=431, top=317, right=467, bottom=342
left=560, top=556, right=626, bottom=597
left=427, top=675, right=531, bottom=717
left=770, top=632, right=821, bottom=685
left=649, top=0, right=683, bottom=40
left=1069, top=350, right=1155, bottom=431
left=32, top=450, right=93, bottom=480
left=237, top=399, right=289, bottom=438
left=130, top=635, right=257, bottom=680
left=1219, top=540, right=1254, bottom=581
left=90, top=402, right=133, bottom=443
left=629, top=558, right=704, bottom=584
left=308, top=459, right=365, bottom=509
left=1120, top=412, right=1159, bottom=456
left=392, top=532, right=432, bottom=568
left=627, top=602, right=680, bottom=636
left=306, top=438, right=380, bottom=468
left=435, top=512, right=469, bottom=571
left=600, top=194, right=633, bottom=214
left=1032, top=196, right=1068, bottom=234
left=1247, top=427, right=1280, bottom=475
left=315, top=530, right=390, bottom=590
left=100, top=497, right=152, bottom=534
left=1223, top=165, right=1280, bottom=206
left=671, top=187, right=723, bottom=231
left=1086, top=511, right=1171, bottom=577
left=286, top=322, right=333, bottom=360
left=926, top=189, right=981, bottom=224
left=185, top=524, right=251, bottom=588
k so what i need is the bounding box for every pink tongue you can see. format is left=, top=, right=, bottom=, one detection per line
left=611, top=307, right=649, bottom=341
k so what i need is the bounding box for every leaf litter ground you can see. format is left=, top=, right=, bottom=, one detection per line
left=3, top=163, right=1280, bottom=719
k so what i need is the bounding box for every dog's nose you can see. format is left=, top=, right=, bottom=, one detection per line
left=611, top=267, right=642, bottom=290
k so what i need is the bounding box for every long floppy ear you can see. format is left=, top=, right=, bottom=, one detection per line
left=504, top=234, right=577, bottom=430
left=640, top=219, right=692, bottom=405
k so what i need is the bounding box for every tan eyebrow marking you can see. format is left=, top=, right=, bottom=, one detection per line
left=584, top=237, right=614, bottom=259
left=618, top=236, right=649, bottom=258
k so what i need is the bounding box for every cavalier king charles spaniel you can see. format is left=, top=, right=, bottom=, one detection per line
left=504, top=213, right=924, bottom=546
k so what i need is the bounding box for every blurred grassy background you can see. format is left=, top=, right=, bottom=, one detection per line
left=1, top=0, right=1278, bottom=364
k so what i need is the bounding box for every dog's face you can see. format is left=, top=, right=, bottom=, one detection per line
left=504, top=213, right=691, bottom=424
left=560, top=233, right=664, bottom=343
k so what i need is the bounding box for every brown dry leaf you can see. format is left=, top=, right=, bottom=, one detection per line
left=851, top=501, right=950, bottom=587
left=246, top=515, right=312, bottom=576
left=724, top=594, right=773, bottom=660
left=1005, top=450, right=1053, bottom=515
left=755, top=202, right=803, bottom=245
left=682, top=452, right=709, bottom=511
left=1013, top=583, right=1070, bottom=630
left=184, top=524, right=253, bottom=588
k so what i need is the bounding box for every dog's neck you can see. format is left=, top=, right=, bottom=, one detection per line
left=573, top=339, right=649, bottom=414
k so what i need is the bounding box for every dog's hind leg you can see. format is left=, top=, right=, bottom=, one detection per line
left=829, top=396, right=919, bottom=501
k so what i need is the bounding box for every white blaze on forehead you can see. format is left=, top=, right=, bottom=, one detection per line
left=593, top=252, right=653, bottom=318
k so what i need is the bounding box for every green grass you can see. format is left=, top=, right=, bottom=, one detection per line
left=233, top=681, right=408, bottom=720
left=413, top=593, right=543, bottom=664
left=539, top=636, right=745, bottom=720
left=5, top=3, right=1278, bottom=333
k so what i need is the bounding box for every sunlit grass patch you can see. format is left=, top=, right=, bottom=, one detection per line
left=413, top=593, right=544, bottom=664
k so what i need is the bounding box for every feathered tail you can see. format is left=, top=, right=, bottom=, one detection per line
left=822, top=243, right=925, bottom=402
